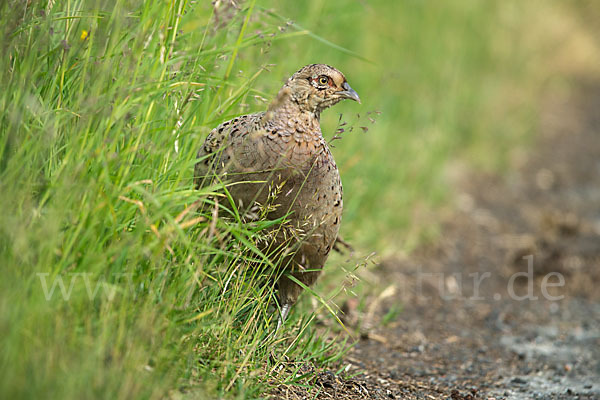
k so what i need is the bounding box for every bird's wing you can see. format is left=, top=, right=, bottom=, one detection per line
left=194, top=112, right=267, bottom=188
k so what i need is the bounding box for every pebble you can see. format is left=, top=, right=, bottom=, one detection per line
left=511, top=377, right=528, bottom=385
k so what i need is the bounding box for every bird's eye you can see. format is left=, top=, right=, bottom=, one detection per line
left=318, top=76, right=329, bottom=86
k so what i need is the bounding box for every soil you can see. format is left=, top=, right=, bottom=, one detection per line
left=270, top=81, right=600, bottom=400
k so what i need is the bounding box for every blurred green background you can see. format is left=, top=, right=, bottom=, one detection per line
left=204, top=0, right=600, bottom=251
left=1, top=0, right=598, bottom=398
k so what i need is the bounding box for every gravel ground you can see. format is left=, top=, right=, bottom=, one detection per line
left=271, top=82, right=600, bottom=400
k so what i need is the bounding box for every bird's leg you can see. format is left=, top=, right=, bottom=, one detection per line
left=276, top=303, right=290, bottom=331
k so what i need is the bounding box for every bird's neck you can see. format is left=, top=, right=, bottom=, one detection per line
left=262, top=87, right=322, bottom=133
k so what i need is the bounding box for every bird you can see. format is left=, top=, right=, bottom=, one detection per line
left=194, top=64, right=360, bottom=327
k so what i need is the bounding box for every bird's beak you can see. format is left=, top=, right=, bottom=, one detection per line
left=339, top=82, right=361, bottom=104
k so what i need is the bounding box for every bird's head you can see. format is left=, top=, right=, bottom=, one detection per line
left=281, top=64, right=360, bottom=115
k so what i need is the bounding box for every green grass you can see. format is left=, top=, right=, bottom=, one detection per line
left=1, top=0, right=588, bottom=398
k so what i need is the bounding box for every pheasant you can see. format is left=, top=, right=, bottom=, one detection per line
left=194, top=64, right=360, bottom=326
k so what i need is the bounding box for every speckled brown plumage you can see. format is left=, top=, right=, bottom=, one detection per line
left=194, top=64, right=360, bottom=323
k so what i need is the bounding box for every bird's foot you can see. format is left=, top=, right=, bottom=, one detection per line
left=276, top=303, right=290, bottom=331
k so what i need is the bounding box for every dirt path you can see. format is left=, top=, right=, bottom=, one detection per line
left=272, top=82, right=600, bottom=399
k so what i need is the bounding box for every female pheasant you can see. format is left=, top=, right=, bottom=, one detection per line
left=195, top=64, right=360, bottom=326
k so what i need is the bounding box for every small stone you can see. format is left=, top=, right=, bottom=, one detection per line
left=535, top=168, right=555, bottom=190
left=511, top=377, right=528, bottom=385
